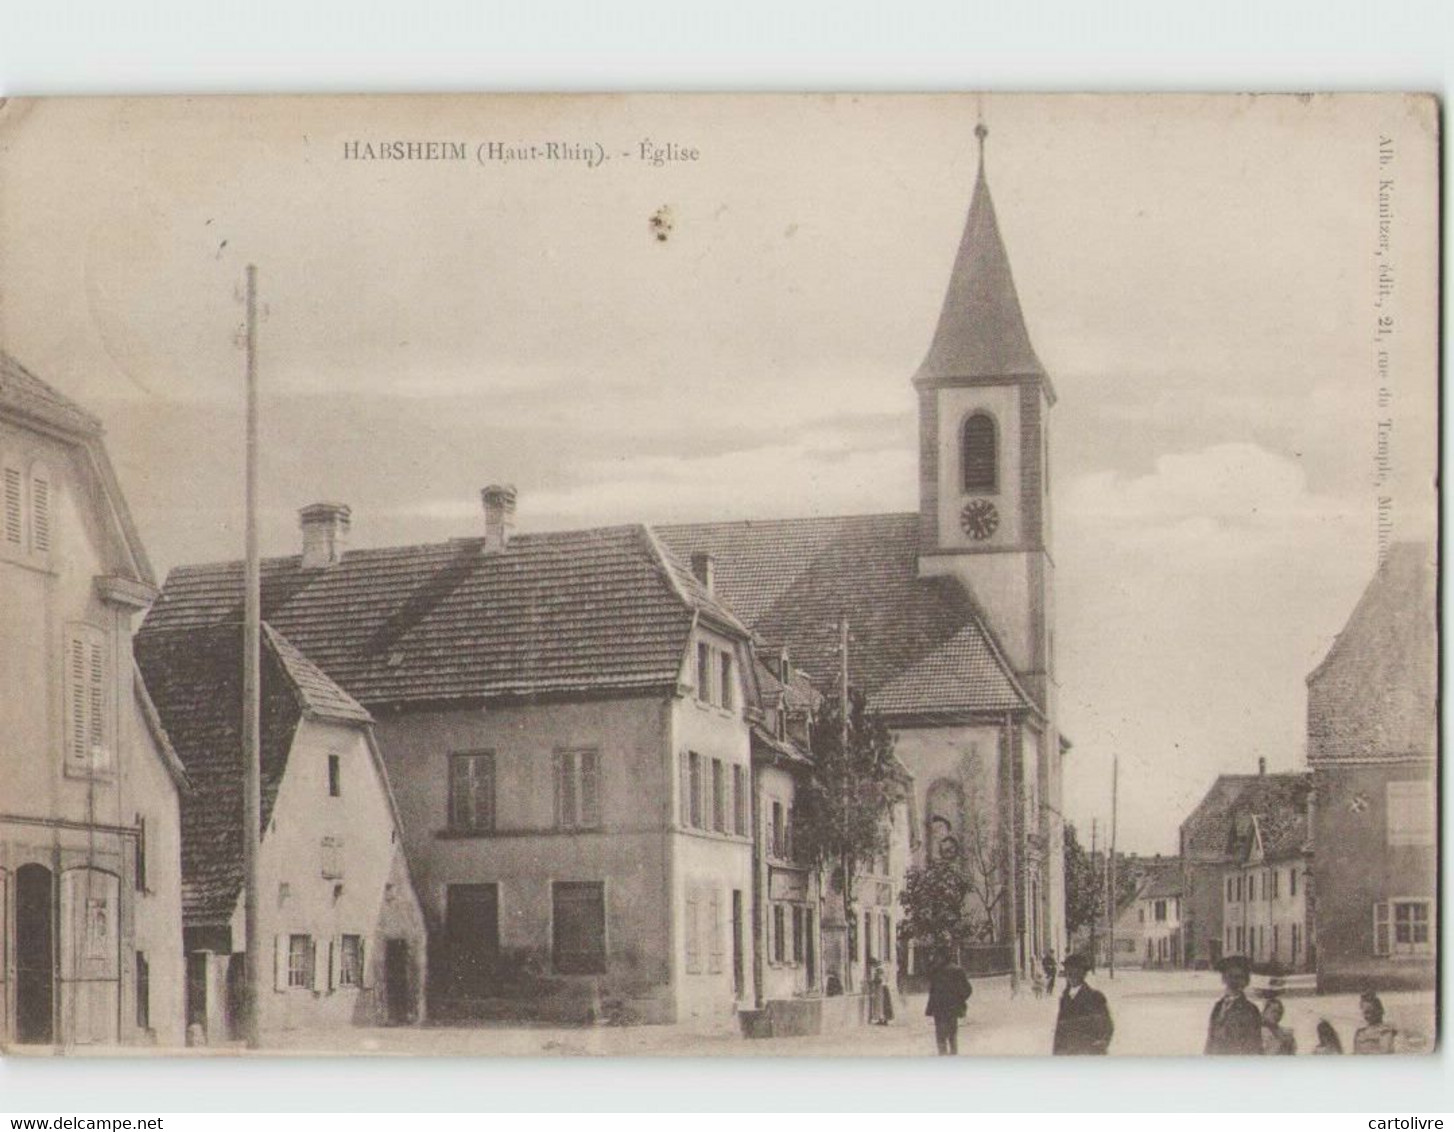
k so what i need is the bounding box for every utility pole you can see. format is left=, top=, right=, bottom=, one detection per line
left=241, top=264, right=263, bottom=1050
left=1108, top=754, right=1119, bottom=980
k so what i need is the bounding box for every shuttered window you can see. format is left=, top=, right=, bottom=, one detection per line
left=732, top=765, right=748, bottom=836
left=449, top=752, right=495, bottom=831
left=685, top=884, right=701, bottom=973
left=687, top=752, right=702, bottom=828
left=707, top=888, right=723, bottom=974
left=3, top=465, right=22, bottom=545
left=711, top=759, right=725, bottom=832
left=65, top=623, right=109, bottom=773
left=29, top=463, right=50, bottom=553
left=553, top=748, right=600, bottom=829
left=1373, top=902, right=1391, bottom=957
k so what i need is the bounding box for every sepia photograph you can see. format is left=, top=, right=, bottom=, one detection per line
left=0, top=91, right=1438, bottom=1062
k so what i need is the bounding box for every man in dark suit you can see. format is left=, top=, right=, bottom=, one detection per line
left=1205, top=955, right=1264, bottom=1055
left=924, top=952, right=973, bottom=1055
left=1052, top=953, right=1113, bottom=1055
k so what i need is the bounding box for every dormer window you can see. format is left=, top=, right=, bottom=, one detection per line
left=961, top=412, right=998, bottom=494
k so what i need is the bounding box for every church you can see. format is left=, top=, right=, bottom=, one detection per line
left=139, top=124, right=1068, bottom=1027
left=660, top=123, right=1067, bottom=980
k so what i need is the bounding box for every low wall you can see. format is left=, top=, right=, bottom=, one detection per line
left=739, top=994, right=870, bottom=1038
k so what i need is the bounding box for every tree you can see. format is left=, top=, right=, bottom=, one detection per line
left=898, top=854, right=975, bottom=958
left=794, top=688, right=899, bottom=989
left=1063, top=821, right=1101, bottom=941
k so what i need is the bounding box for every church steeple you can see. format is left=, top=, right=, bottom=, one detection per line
left=914, top=125, right=1045, bottom=386
left=914, top=121, right=1056, bottom=698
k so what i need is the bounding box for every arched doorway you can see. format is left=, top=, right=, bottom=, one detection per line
left=16, top=864, right=54, bottom=1044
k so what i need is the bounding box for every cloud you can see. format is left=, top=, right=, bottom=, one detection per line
left=394, top=441, right=917, bottom=530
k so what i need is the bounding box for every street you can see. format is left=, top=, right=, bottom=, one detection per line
left=259, top=969, right=1436, bottom=1058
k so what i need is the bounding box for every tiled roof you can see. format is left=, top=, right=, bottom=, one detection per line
left=1307, top=541, right=1437, bottom=763
left=870, top=622, right=1029, bottom=715
left=657, top=513, right=1030, bottom=717
left=914, top=162, right=1045, bottom=384
left=0, top=351, right=102, bottom=436
left=141, top=525, right=743, bottom=707
left=1139, top=859, right=1183, bottom=899
left=262, top=624, right=372, bottom=723
left=1181, top=772, right=1311, bottom=862
left=135, top=623, right=364, bottom=924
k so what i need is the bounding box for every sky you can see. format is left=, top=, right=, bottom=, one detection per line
left=0, top=92, right=1438, bottom=852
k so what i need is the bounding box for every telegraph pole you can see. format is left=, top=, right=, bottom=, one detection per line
left=241, top=264, right=263, bottom=1049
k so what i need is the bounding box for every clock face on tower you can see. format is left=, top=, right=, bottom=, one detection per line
left=960, top=498, right=1000, bottom=541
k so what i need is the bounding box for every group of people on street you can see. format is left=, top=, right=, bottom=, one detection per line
left=917, top=949, right=1402, bottom=1057
left=1204, top=954, right=1400, bottom=1055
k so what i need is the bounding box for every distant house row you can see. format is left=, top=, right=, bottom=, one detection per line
left=1165, top=543, right=1435, bottom=990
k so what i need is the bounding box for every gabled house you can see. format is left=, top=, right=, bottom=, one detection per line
left=1307, top=542, right=1437, bottom=991
left=135, top=622, right=428, bottom=1041
left=1, top=352, right=187, bottom=1049
left=141, top=491, right=760, bottom=1026
left=1219, top=796, right=1311, bottom=973
left=1178, top=766, right=1310, bottom=970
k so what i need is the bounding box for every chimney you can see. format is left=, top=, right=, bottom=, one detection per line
left=299, top=503, right=351, bottom=570
left=1258, top=757, right=1266, bottom=776
left=690, top=552, right=715, bottom=594
left=481, top=484, right=516, bottom=553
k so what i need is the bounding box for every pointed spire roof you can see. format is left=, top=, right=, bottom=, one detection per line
left=914, top=126, right=1045, bottom=385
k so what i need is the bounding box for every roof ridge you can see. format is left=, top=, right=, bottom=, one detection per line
left=164, top=521, right=654, bottom=577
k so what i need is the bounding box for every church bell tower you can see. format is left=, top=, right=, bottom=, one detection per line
left=914, top=123, right=1056, bottom=710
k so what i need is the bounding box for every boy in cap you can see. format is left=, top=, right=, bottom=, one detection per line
left=1052, top=953, right=1114, bottom=1055
left=1205, top=955, right=1263, bottom=1054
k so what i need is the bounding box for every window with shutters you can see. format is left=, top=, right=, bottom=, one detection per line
left=687, top=751, right=702, bottom=828
left=1391, top=900, right=1432, bottom=956
left=449, top=751, right=495, bottom=832
left=1386, top=780, right=1435, bottom=847
left=707, top=888, right=723, bottom=974
left=770, top=801, right=785, bottom=860
left=339, top=934, right=364, bottom=987
left=961, top=412, right=998, bottom=494
left=64, top=623, right=110, bottom=776
left=772, top=904, right=786, bottom=964
left=552, top=881, right=606, bottom=974
left=711, top=759, right=726, bottom=832
left=685, top=885, right=701, bottom=972
left=3, top=462, right=23, bottom=548
left=29, top=462, right=51, bottom=554
left=732, top=765, right=748, bottom=836
left=288, top=934, right=313, bottom=988
left=719, top=651, right=734, bottom=710
left=553, top=748, right=600, bottom=829
left=791, top=906, right=804, bottom=964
